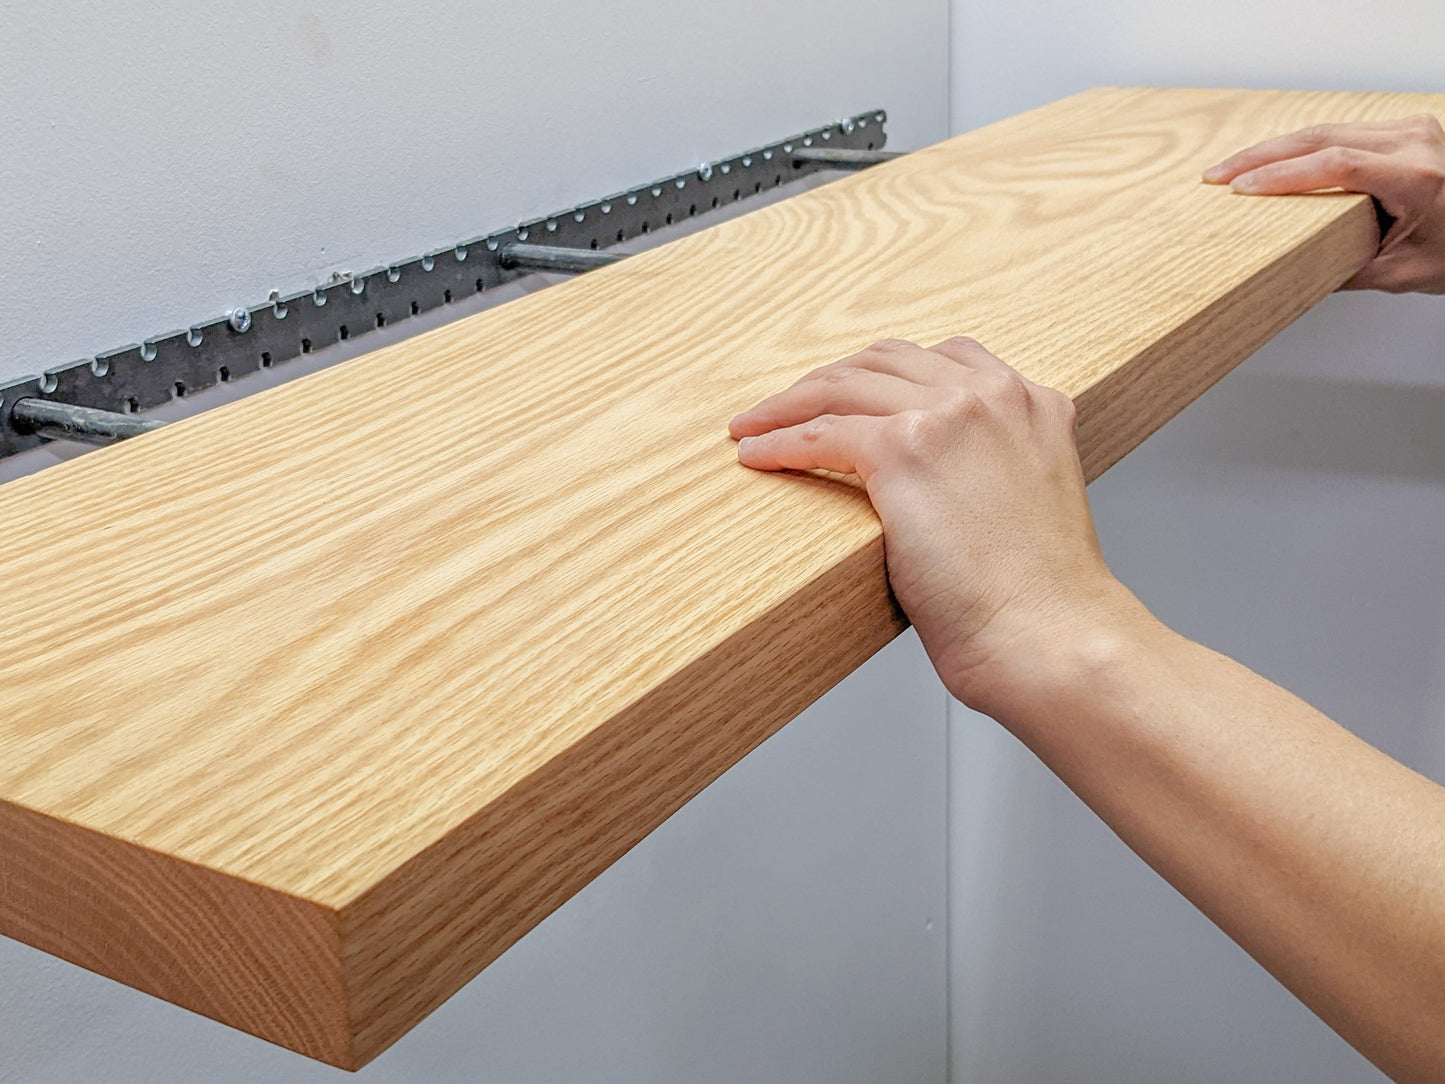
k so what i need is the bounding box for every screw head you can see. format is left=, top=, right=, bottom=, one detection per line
left=697, top=162, right=714, bottom=182
left=228, top=308, right=252, bottom=333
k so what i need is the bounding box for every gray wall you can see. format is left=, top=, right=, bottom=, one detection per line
left=948, top=4, right=1445, bottom=1081
left=0, top=3, right=952, bottom=1080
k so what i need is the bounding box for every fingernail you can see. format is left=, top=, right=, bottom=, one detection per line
left=1231, top=174, right=1262, bottom=194
left=1201, top=163, right=1227, bottom=183
left=737, top=436, right=754, bottom=452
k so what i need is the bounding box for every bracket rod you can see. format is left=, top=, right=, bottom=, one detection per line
left=498, top=243, right=625, bottom=274
left=789, top=147, right=903, bottom=169
left=9, top=398, right=165, bottom=446
left=1, top=109, right=893, bottom=461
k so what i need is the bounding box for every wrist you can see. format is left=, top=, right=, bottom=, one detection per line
left=937, top=577, right=1167, bottom=724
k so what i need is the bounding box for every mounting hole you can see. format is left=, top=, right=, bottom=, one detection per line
left=410, top=300, right=420, bottom=315
left=732, top=188, right=740, bottom=201
left=754, top=181, right=762, bottom=193
left=475, top=278, right=485, bottom=292
left=301, top=338, right=312, bottom=354
left=589, top=239, right=599, bottom=250
left=665, top=212, right=673, bottom=225
left=218, top=365, right=231, bottom=382
left=711, top=197, right=720, bottom=209
left=260, top=351, right=273, bottom=367
left=689, top=203, right=697, bottom=216
left=174, top=381, right=186, bottom=397
left=339, top=325, right=349, bottom=341
left=616, top=229, right=624, bottom=243
left=641, top=221, right=649, bottom=234
left=443, top=289, right=452, bottom=303
left=125, top=396, right=139, bottom=413
left=376, top=312, right=387, bottom=328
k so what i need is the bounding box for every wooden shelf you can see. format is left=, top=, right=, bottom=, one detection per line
left=0, top=87, right=1425, bottom=1069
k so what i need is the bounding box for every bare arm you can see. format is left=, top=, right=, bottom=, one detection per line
left=730, top=336, right=1445, bottom=1082
left=1002, top=600, right=1445, bottom=1084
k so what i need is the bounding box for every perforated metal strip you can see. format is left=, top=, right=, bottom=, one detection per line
left=0, top=110, right=890, bottom=459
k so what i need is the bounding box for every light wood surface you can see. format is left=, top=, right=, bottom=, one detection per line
left=0, top=86, right=1428, bottom=1068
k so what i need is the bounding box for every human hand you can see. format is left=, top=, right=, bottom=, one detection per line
left=729, top=337, right=1138, bottom=714
left=1202, top=115, right=1445, bottom=293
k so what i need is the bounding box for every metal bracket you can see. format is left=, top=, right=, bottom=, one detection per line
left=0, top=110, right=893, bottom=459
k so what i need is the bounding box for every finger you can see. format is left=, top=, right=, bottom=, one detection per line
left=926, top=335, right=1017, bottom=376
left=735, top=414, right=884, bottom=479
left=729, top=368, right=929, bottom=438
left=1225, top=146, right=1404, bottom=200
left=805, top=338, right=964, bottom=387
left=1202, top=122, right=1412, bottom=183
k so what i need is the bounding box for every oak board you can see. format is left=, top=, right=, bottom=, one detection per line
left=0, top=87, right=1428, bottom=1067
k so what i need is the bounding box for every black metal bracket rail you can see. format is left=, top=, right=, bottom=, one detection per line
left=0, top=111, right=896, bottom=459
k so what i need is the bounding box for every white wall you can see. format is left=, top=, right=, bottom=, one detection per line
left=949, top=4, right=1445, bottom=1081
left=0, top=3, right=952, bottom=1080
left=0, top=0, right=947, bottom=383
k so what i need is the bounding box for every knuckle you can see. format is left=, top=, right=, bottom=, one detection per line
left=1323, top=145, right=1363, bottom=175
left=869, top=337, right=914, bottom=352
left=1410, top=113, right=1444, bottom=141
left=993, top=369, right=1031, bottom=402
left=800, top=415, right=835, bottom=443
left=821, top=364, right=861, bottom=386
left=942, top=334, right=981, bottom=350
left=1299, top=123, right=1335, bottom=147
left=890, top=410, right=934, bottom=461
left=944, top=385, right=986, bottom=420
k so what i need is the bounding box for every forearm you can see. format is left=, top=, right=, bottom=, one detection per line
left=974, top=599, right=1445, bottom=1083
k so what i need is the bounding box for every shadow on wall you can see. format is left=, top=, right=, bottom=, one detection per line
left=1147, top=373, right=1445, bottom=484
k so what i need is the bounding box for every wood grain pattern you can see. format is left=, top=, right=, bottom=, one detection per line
left=0, top=87, right=1429, bottom=1068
